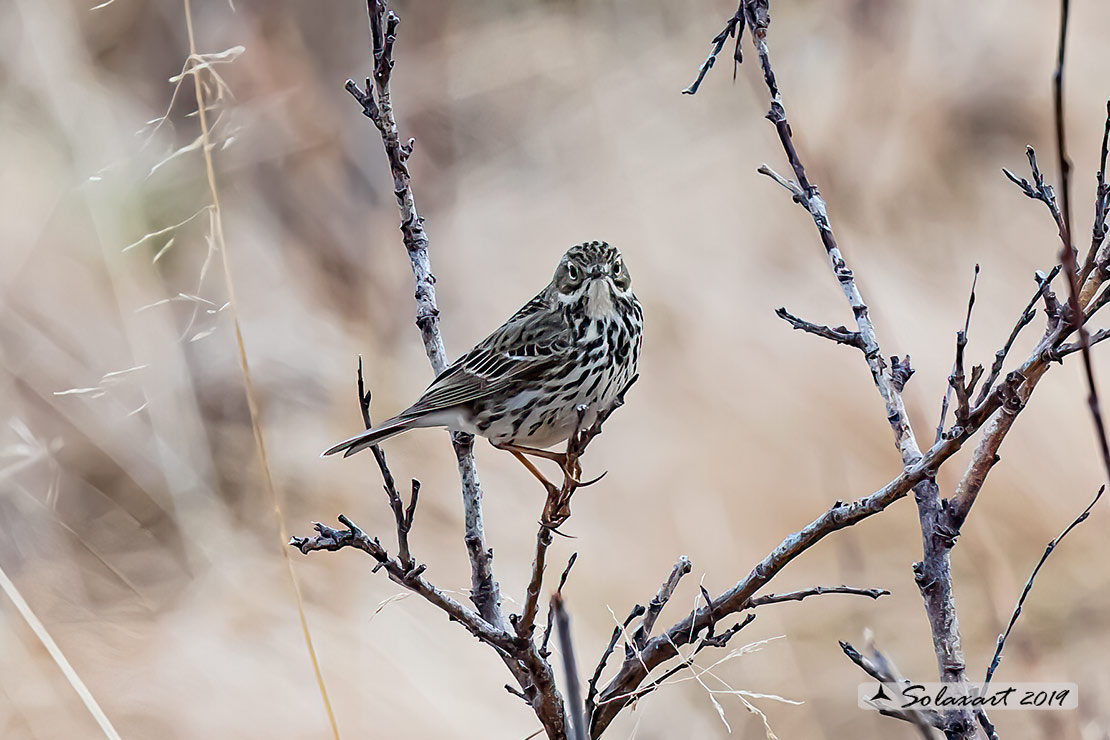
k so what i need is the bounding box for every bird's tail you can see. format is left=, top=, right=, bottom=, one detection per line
left=322, top=416, right=417, bottom=458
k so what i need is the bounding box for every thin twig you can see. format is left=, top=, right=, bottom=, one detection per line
left=633, top=556, right=692, bottom=648
left=941, top=266, right=983, bottom=441
left=775, top=307, right=864, bottom=349
left=747, top=585, right=889, bottom=607
left=541, top=553, right=578, bottom=657
left=357, top=357, right=417, bottom=569
left=1054, top=326, right=1110, bottom=358
left=1053, top=0, right=1074, bottom=262
left=1078, top=101, right=1110, bottom=290
left=1054, top=10, right=1110, bottom=495
left=585, top=603, right=644, bottom=719
left=984, top=486, right=1104, bottom=686
left=682, top=6, right=744, bottom=96
left=290, top=515, right=516, bottom=652
left=975, top=266, right=1061, bottom=407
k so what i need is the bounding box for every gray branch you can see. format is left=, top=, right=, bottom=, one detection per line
left=345, top=0, right=503, bottom=629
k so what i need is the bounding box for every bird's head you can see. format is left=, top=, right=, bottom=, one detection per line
left=553, top=241, right=633, bottom=315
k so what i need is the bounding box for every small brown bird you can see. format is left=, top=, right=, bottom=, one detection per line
left=323, top=241, right=642, bottom=476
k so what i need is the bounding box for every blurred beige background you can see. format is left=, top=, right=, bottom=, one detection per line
left=2, top=0, right=1110, bottom=738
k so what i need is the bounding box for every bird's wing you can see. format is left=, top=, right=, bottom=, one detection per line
left=400, top=291, right=572, bottom=418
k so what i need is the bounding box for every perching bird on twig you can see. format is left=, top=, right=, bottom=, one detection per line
left=324, top=241, right=642, bottom=484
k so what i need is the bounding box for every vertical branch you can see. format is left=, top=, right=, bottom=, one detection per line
left=743, top=4, right=977, bottom=735
left=1053, top=0, right=1073, bottom=255
left=1046, top=0, right=1110, bottom=488
left=553, top=595, right=588, bottom=740
left=346, top=0, right=503, bottom=628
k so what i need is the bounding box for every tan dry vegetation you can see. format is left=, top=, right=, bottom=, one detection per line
left=2, top=0, right=1110, bottom=738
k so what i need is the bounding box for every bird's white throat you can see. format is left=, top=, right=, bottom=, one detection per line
left=585, top=278, right=617, bottom=319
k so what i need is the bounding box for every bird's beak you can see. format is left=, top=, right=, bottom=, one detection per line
left=586, top=264, right=606, bottom=278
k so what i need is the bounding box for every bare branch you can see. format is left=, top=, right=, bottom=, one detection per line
left=1054, top=326, right=1110, bottom=358
left=985, top=486, right=1104, bottom=686
left=345, top=0, right=504, bottom=627
left=775, top=307, right=864, bottom=349
left=948, top=372, right=1026, bottom=531
left=585, top=603, right=644, bottom=719
left=975, top=267, right=1061, bottom=407
left=552, top=595, right=588, bottom=740
left=1078, top=102, right=1105, bottom=288
left=840, top=641, right=942, bottom=737
left=1039, top=0, right=1110, bottom=491
left=632, top=556, right=692, bottom=648
left=289, top=516, right=514, bottom=652
left=1052, top=0, right=1074, bottom=262
left=750, top=31, right=921, bottom=466
left=541, top=553, right=578, bottom=657
left=747, top=585, right=889, bottom=607
left=682, top=7, right=744, bottom=95
left=356, top=357, right=418, bottom=569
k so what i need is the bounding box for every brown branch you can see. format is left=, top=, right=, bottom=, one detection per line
left=1050, top=0, right=1110, bottom=495
left=747, top=585, right=889, bottom=607
left=1004, top=4, right=1110, bottom=489
left=840, top=641, right=943, bottom=737
left=950, top=267, right=983, bottom=430
left=775, top=307, right=864, bottom=349
left=611, top=613, right=757, bottom=709
left=590, top=430, right=971, bottom=735
left=1053, top=0, right=1074, bottom=263
left=585, top=603, right=644, bottom=720
left=985, top=486, right=1104, bottom=686
left=632, top=556, right=692, bottom=648
left=947, top=372, right=1026, bottom=531
left=1078, top=102, right=1110, bottom=296
left=514, top=376, right=638, bottom=647
left=938, top=266, right=983, bottom=443
left=974, top=266, right=1061, bottom=407
left=517, top=527, right=553, bottom=640
left=1055, top=326, right=1110, bottom=358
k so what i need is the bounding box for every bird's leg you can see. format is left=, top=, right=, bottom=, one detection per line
left=496, top=445, right=560, bottom=496
left=496, top=442, right=581, bottom=485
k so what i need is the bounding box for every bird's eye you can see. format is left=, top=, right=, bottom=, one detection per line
left=611, top=259, right=622, bottom=277
left=567, top=263, right=580, bottom=281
